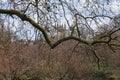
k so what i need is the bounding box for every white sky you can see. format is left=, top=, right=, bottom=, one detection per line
left=0, top=0, right=120, bottom=39
left=62, top=0, right=120, bottom=30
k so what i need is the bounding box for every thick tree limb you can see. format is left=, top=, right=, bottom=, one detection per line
left=0, top=9, right=119, bottom=49
left=0, top=9, right=90, bottom=48
left=0, top=9, right=53, bottom=47
left=51, top=36, right=89, bottom=49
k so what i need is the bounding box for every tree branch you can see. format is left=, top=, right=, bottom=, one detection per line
left=0, top=9, right=52, bottom=46
left=0, top=9, right=118, bottom=49
left=0, top=9, right=91, bottom=49
left=51, top=36, right=89, bottom=49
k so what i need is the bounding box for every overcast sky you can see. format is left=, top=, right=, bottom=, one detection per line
left=0, top=0, right=120, bottom=40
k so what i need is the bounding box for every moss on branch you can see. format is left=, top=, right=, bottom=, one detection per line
left=0, top=9, right=52, bottom=47
left=1, top=9, right=117, bottom=49
left=51, top=36, right=90, bottom=49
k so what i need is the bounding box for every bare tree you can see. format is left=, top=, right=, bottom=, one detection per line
left=0, top=0, right=120, bottom=74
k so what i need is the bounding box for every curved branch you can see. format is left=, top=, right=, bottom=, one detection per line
left=0, top=9, right=91, bottom=49
left=0, top=9, right=52, bottom=47
left=51, top=36, right=90, bottom=49
left=0, top=9, right=119, bottom=49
